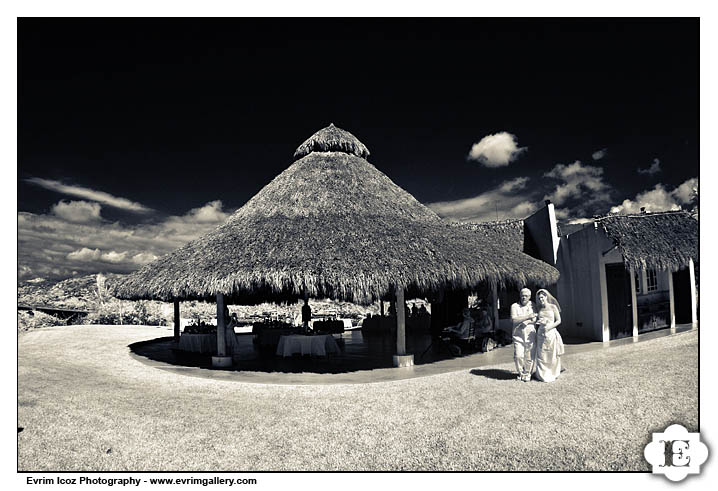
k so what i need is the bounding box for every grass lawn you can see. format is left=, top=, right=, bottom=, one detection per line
left=17, top=325, right=698, bottom=471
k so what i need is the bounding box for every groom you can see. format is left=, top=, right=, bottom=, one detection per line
left=511, top=288, right=538, bottom=382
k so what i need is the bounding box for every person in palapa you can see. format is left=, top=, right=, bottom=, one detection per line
left=446, top=308, right=474, bottom=341
left=223, top=305, right=237, bottom=353
left=534, top=289, right=565, bottom=382
left=475, top=306, right=496, bottom=352
left=511, top=288, right=538, bottom=382
left=301, top=298, right=312, bottom=334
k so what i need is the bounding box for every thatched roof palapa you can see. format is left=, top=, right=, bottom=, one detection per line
left=113, top=125, right=559, bottom=305
left=452, top=219, right=525, bottom=252
left=294, top=123, right=369, bottom=160
left=597, top=211, right=698, bottom=272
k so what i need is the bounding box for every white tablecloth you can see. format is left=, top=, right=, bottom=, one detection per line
left=276, top=334, right=340, bottom=358
left=178, top=332, right=241, bottom=355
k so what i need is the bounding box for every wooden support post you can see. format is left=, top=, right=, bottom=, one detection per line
left=668, top=270, right=676, bottom=330
left=629, top=266, right=638, bottom=338
left=396, top=288, right=406, bottom=356
left=689, top=258, right=698, bottom=327
left=212, top=292, right=232, bottom=367
left=491, top=282, right=499, bottom=333
left=216, top=293, right=226, bottom=357
left=393, top=286, right=413, bottom=367
left=598, top=262, right=610, bottom=343
left=380, top=300, right=384, bottom=317
left=173, top=299, right=180, bottom=343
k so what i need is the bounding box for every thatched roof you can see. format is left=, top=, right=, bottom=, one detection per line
left=294, top=123, right=370, bottom=161
left=112, top=125, right=558, bottom=305
left=452, top=219, right=525, bottom=252
left=596, top=211, right=698, bottom=272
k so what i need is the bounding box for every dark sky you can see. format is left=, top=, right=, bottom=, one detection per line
left=17, top=18, right=700, bottom=282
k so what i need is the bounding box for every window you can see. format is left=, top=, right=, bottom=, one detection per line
left=635, top=271, right=641, bottom=294
left=646, top=269, right=658, bottom=292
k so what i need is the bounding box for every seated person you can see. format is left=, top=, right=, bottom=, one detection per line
left=445, top=308, right=474, bottom=340
left=474, top=308, right=496, bottom=351
left=475, top=309, right=493, bottom=335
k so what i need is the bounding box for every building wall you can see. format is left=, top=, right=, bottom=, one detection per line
left=523, top=203, right=560, bottom=266
left=522, top=204, right=605, bottom=339
left=523, top=205, right=697, bottom=340
left=556, top=227, right=685, bottom=340
left=554, top=224, right=614, bottom=341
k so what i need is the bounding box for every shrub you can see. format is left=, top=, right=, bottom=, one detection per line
left=85, top=299, right=171, bottom=326
left=17, top=311, right=67, bottom=331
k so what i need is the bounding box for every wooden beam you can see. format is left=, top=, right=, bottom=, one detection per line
left=173, top=300, right=180, bottom=343
left=395, top=287, right=406, bottom=356
left=216, top=293, right=226, bottom=357
left=668, top=270, right=676, bottom=329
left=629, top=266, right=638, bottom=337
left=491, top=282, right=499, bottom=332
left=689, top=258, right=698, bottom=327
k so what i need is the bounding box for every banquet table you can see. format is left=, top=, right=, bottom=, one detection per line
left=178, top=332, right=242, bottom=355
left=276, top=334, right=340, bottom=358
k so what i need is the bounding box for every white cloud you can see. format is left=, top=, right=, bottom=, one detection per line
left=52, top=200, right=102, bottom=223
left=67, top=247, right=102, bottom=262
left=131, top=252, right=158, bottom=265
left=544, top=161, right=611, bottom=206
left=498, top=177, right=530, bottom=193
left=637, top=158, right=662, bottom=175
left=18, top=200, right=233, bottom=282
left=18, top=265, right=33, bottom=281
left=25, top=178, right=153, bottom=213
left=184, top=200, right=229, bottom=223
left=467, top=132, right=527, bottom=167
left=592, top=148, right=607, bottom=160
left=552, top=207, right=570, bottom=220
left=427, top=177, right=536, bottom=222
left=100, top=250, right=128, bottom=263
left=67, top=248, right=128, bottom=264
left=609, top=177, right=698, bottom=214
left=673, top=177, right=698, bottom=204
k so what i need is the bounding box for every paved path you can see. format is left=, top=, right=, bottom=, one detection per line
left=131, top=324, right=697, bottom=385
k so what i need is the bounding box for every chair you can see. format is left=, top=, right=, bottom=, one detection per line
left=448, top=319, right=478, bottom=355
left=420, top=319, right=477, bottom=359
left=419, top=331, right=455, bottom=359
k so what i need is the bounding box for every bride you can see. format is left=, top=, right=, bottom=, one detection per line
left=534, top=289, right=565, bottom=382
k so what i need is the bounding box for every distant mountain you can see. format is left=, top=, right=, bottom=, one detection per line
left=17, top=272, right=383, bottom=320
left=18, top=273, right=127, bottom=310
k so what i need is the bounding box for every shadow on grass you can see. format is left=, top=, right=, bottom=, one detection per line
left=469, top=368, right=517, bottom=380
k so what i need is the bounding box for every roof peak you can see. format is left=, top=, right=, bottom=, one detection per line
left=293, top=124, right=370, bottom=161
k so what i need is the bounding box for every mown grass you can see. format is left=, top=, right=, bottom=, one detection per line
left=18, top=325, right=697, bottom=471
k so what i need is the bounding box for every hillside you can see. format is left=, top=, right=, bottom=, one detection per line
left=18, top=273, right=383, bottom=331
left=18, top=273, right=126, bottom=310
